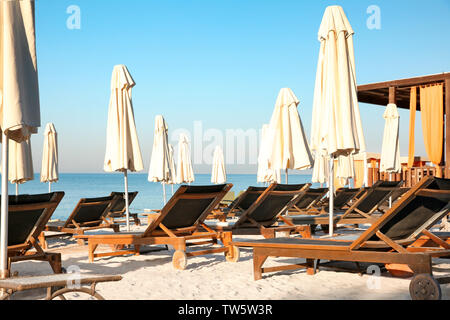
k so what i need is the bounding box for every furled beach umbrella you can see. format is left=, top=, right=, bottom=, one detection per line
left=211, top=145, right=226, bottom=184
left=380, top=103, right=401, bottom=175
left=257, top=124, right=277, bottom=184
left=0, top=0, right=41, bottom=278
left=8, top=138, right=34, bottom=195
left=310, top=6, right=366, bottom=235
left=176, top=133, right=195, bottom=184
left=104, top=64, right=144, bottom=232
left=148, top=115, right=172, bottom=204
left=40, top=123, right=58, bottom=192
left=167, top=144, right=176, bottom=195
left=266, top=88, right=313, bottom=183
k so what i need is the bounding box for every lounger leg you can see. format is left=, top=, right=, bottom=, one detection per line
left=253, top=249, right=268, bottom=281
left=77, top=231, right=86, bottom=246
left=296, top=226, right=311, bottom=238
left=39, top=232, right=48, bottom=250
left=134, top=245, right=140, bottom=256
left=48, top=253, right=62, bottom=274
left=88, top=242, right=98, bottom=263
left=261, top=228, right=275, bottom=239
left=306, top=259, right=315, bottom=275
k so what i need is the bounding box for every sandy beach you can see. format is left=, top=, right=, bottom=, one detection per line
left=7, top=223, right=450, bottom=300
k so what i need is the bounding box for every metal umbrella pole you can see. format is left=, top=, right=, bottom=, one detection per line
left=328, top=156, right=334, bottom=237
left=0, top=134, right=9, bottom=278
left=123, top=170, right=130, bottom=232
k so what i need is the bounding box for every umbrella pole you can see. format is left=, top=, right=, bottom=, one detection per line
left=49, top=182, right=51, bottom=193
left=171, top=184, right=174, bottom=195
left=285, top=169, right=288, bottom=184
left=1, top=134, right=9, bottom=278
left=15, top=183, right=18, bottom=196
left=123, top=170, right=130, bottom=232
left=328, top=156, right=334, bottom=237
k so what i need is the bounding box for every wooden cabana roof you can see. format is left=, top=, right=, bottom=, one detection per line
left=357, top=72, right=450, bottom=110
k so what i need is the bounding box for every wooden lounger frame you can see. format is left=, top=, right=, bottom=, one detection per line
left=285, top=180, right=404, bottom=233
left=105, top=191, right=140, bottom=226
left=287, top=187, right=329, bottom=215
left=6, top=192, right=65, bottom=277
left=210, top=183, right=312, bottom=239
left=75, top=184, right=236, bottom=270
left=41, top=194, right=120, bottom=247
left=231, top=176, right=450, bottom=299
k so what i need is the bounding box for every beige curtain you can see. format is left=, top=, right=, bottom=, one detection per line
left=420, top=84, right=444, bottom=177
left=407, top=87, right=416, bottom=168
left=353, top=159, right=365, bottom=188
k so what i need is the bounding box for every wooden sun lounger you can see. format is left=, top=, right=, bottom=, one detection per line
left=230, top=176, right=450, bottom=300
left=207, top=187, right=267, bottom=221
left=286, top=187, right=329, bottom=215
left=4, top=192, right=65, bottom=277
left=75, top=184, right=237, bottom=270
left=205, top=183, right=312, bottom=239
left=41, top=194, right=120, bottom=248
left=105, top=191, right=140, bottom=226
left=284, top=180, right=404, bottom=234
left=0, top=273, right=122, bottom=300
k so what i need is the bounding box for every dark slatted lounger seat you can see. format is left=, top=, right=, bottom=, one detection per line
left=287, top=187, right=328, bottom=215
left=42, top=194, right=121, bottom=247
left=230, top=176, right=450, bottom=300
left=285, top=180, right=404, bottom=233
left=75, top=184, right=237, bottom=270
left=105, top=191, right=140, bottom=226
left=3, top=192, right=65, bottom=276
left=205, top=183, right=312, bottom=238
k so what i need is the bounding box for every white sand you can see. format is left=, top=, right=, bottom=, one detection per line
left=7, top=224, right=450, bottom=300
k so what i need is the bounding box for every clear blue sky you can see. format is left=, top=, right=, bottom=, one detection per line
left=31, top=0, right=450, bottom=173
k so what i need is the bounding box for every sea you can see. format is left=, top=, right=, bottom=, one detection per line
left=8, top=173, right=318, bottom=220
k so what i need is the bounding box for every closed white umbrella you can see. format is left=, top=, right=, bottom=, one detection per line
left=104, top=64, right=144, bottom=232
left=167, top=144, right=176, bottom=195
left=266, top=88, right=313, bottom=183
left=311, top=6, right=366, bottom=236
left=8, top=137, right=34, bottom=195
left=176, top=133, right=195, bottom=184
left=211, top=145, right=226, bottom=184
left=148, top=115, right=172, bottom=204
left=257, top=124, right=277, bottom=184
left=380, top=103, right=401, bottom=174
left=40, top=123, right=58, bottom=192
left=0, top=0, right=41, bottom=278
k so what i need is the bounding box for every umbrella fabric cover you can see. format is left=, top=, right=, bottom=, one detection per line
left=104, top=65, right=143, bottom=173
left=40, top=123, right=58, bottom=183
left=167, top=144, right=176, bottom=185
left=148, top=115, right=172, bottom=183
left=257, top=124, right=277, bottom=183
left=7, top=137, right=33, bottom=184
left=380, top=103, right=401, bottom=173
left=0, top=0, right=40, bottom=143
left=311, top=5, right=365, bottom=183
left=266, top=88, right=313, bottom=173
left=176, top=133, right=195, bottom=184
left=211, top=145, right=226, bottom=184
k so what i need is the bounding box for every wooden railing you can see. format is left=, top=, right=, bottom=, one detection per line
left=368, top=166, right=446, bottom=187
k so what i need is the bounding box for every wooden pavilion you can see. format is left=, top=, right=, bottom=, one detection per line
left=357, top=72, right=450, bottom=187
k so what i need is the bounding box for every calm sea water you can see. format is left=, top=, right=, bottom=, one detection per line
left=9, top=173, right=317, bottom=220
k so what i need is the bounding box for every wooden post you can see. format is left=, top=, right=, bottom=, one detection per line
left=445, top=78, right=450, bottom=177
left=389, top=86, right=397, bottom=104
